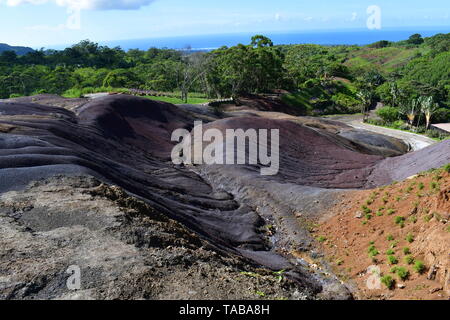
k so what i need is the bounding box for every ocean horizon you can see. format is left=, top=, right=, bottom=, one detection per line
left=62, top=27, right=450, bottom=51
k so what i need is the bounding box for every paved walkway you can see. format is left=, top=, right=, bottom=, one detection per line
left=346, top=120, right=436, bottom=151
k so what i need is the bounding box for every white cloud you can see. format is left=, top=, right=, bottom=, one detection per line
left=274, top=13, right=281, bottom=21
left=25, top=23, right=66, bottom=31
left=3, top=0, right=155, bottom=10
left=351, top=12, right=357, bottom=22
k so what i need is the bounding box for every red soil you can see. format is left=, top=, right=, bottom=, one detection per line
left=316, top=169, right=450, bottom=300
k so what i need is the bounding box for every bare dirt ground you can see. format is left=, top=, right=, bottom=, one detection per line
left=0, top=175, right=310, bottom=300
left=315, top=168, right=450, bottom=300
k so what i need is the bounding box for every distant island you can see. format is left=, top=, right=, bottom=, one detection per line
left=0, top=43, right=34, bottom=55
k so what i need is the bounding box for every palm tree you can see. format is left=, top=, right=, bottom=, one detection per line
left=389, top=82, right=400, bottom=108
left=358, top=90, right=373, bottom=122
left=400, top=99, right=419, bottom=127
left=420, top=96, right=439, bottom=130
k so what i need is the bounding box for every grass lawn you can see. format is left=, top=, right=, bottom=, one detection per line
left=144, top=95, right=209, bottom=104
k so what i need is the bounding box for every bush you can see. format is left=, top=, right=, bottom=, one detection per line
left=376, top=106, right=400, bottom=123
left=63, top=88, right=83, bottom=98
left=391, top=120, right=408, bottom=130
left=367, top=118, right=385, bottom=126
left=444, top=164, right=450, bottom=173
left=387, top=255, right=398, bottom=265
left=404, top=255, right=414, bottom=265
left=395, top=267, right=410, bottom=280
left=403, top=247, right=411, bottom=255
left=9, top=93, right=22, bottom=98
left=406, top=233, right=415, bottom=243
left=414, top=261, right=426, bottom=274
left=369, top=40, right=391, bottom=48
left=381, top=275, right=395, bottom=289
left=394, top=216, right=405, bottom=226
left=368, top=245, right=379, bottom=258
left=433, top=108, right=450, bottom=123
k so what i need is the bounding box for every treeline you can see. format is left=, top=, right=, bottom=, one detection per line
left=0, top=33, right=449, bottom=121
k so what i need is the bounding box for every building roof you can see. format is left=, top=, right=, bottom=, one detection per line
left=431, top=123, right=450, bottom=133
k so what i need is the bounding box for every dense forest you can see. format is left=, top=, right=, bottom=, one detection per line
left=0, top=33, right=449, bottom=128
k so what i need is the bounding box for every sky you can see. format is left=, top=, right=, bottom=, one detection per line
left=0, top=0, right=449, bottom=48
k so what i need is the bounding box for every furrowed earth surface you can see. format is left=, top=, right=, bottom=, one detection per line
left=0, top=94, right=449, bottom=300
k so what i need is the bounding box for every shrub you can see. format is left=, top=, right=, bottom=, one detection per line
left=391, top=120, right=408, bottom=130
left=362, top=206, right=372, bottom=214
left=63, top=88, right=83, bottom=98
left=403, top=247, right=411, bottom=255
left=414, top=261, right=426, bottom=274
left=387, top=234, right=395, bottom=241
left=381, top=275, right=395, bottom=289
left=386, top=249, right=395, bottom=255
left=404, top=255, right=414, bottom=265
left=433, top=108, right=450, bottom=123
left=376, top=107, right=400, bottom=123
left=444, top=164, right=450, bottom=173
left=395, top=216, right=405, bottom=226
left=387, top=209, right=396, bottom=215
left=390, top=240, right=399, bottom=248
left=368, top=245, right=379, bottom=258
left=317, top=236, right=327, bottom=243
left=406, top=233, right=415, bottom=243
left=387, top=255, right=398, bottom=265
left=395, top=267, right=410, bottom=280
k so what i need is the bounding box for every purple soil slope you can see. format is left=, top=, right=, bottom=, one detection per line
left=202, top=117, right=384, bottom=189
left=368, top=140, right=450, bottom=186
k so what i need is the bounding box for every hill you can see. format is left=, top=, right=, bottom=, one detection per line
left=0, top=43, right=34, bottom=55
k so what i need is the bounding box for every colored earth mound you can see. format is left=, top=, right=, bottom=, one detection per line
left=1, top=95, right=449, bottom=300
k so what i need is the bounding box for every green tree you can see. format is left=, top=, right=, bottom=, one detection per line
left=407, top=34, right=424, bottom=45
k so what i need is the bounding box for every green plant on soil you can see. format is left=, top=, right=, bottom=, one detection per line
left=404, top=255, right=415, bottom=265
left=395, top=267, right=410, bottom=280
left=414, top=261, right=426, bottom=274
left=362, top=206, right=372, bottom=214
left=381, top=275, right=395, bottom=289
left=406, top=233, right=415, bottom=243
left=387, top=255, right=399, bottom=265
left=394, top=216, right=405, bottom=227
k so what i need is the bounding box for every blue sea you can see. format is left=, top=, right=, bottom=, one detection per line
left=97, top=27, right=450, bottom=51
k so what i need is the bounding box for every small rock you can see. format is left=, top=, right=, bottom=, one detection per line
left=397, top=283, right=406, bottom=289
left=429, top=287, right=443, bottom=294
left=427, top=265, right=438, bottom=281
left=354, top=212, right=363, bottom=219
